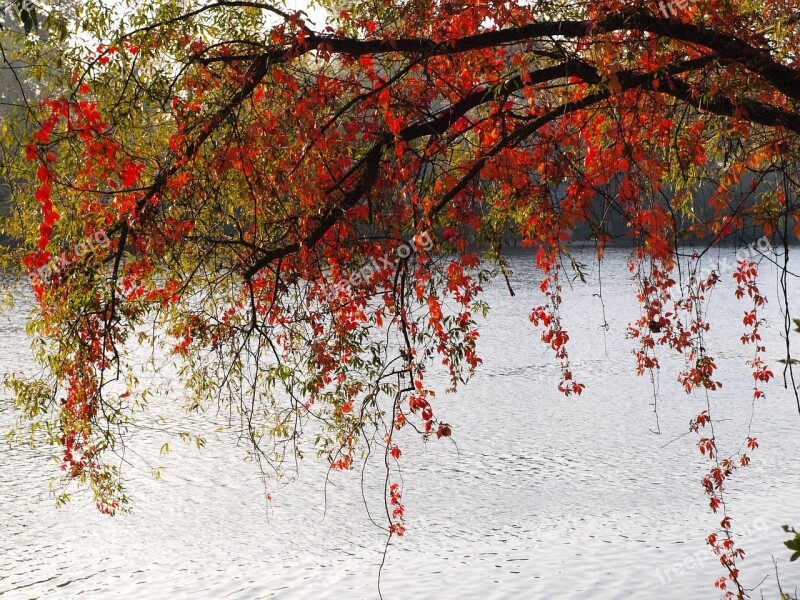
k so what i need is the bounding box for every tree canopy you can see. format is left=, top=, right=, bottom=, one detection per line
left=3, top=1, right=800, bottom=596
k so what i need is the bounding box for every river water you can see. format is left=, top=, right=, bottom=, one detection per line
left=2, top=247, right=800, bottom=599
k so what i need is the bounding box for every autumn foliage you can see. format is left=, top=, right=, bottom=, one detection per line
left=4, top=1, right=800, bottom=596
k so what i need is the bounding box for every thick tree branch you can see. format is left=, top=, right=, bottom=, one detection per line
left=295, top=12, right=800, bottom=103
left=105, top=10, right=800, bottom=285
left=245, top=56, right=776, bottom=279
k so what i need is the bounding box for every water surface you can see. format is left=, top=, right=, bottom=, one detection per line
left=2, top=248, right=800, bottom=599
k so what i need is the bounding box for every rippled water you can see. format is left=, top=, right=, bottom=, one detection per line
left=2, top=248, right=800, bottom=599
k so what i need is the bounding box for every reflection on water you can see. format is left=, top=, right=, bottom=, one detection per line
left=2, top=248, right=800, bottom=599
